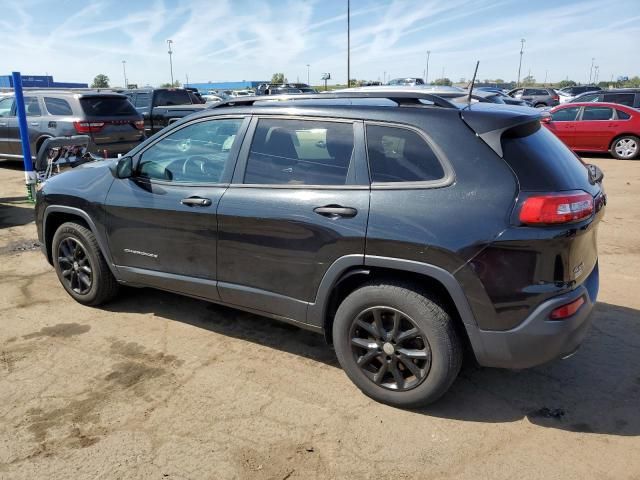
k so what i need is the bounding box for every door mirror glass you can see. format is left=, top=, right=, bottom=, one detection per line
left=113, top=156, right=133, bottom=178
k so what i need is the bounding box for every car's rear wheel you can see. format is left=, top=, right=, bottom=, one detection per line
left=610, top=135, right=639, bottom=160
left=534, top=103, right=546, bottom=108
left=332, top=281, right=462, bottom=408
left=52, top=222, right=119, bottom=306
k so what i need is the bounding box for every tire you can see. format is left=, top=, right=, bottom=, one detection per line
left=610, top=135, right=639, bottom=160
left=52, top=222, right=119, bottom=306
left=332, top=281, right=462, bottom=408
left=534, top=103, right=546, bottom=108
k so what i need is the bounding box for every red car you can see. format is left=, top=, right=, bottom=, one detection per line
left=543, top=102, right=640, bottom=159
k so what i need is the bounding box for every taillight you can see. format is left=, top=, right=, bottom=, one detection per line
left=134, top=120, right=144, bottom=130
left=519, top=191, right=594, bottom=225
left=550, top=296, right=585, bottom=320
left=74, top=121, right=105, bottom=134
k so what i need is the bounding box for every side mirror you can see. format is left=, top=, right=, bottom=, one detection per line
left=540, top=115, right=552, bottom=124
left=586, top=164, right=604, bottom=184
left=111, top=156, right=133, bottom=178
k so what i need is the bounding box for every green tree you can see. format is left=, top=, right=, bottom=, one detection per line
left=433, top=77, right=452, bottom=86
left=622, top=76, right=640, bottom=88
left=557, top=79, right=576, bottom=88
left=91, top=74, right=110, bottom=88
left=271, top=73, right=287, bottom=84
left=160, top=80, right=181, bottom=87
left=522, top=75, right=536, bottom=86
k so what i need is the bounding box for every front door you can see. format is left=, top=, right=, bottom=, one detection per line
left=7, top=96, right=42, bottom=156
left=104, top=116, right=248, bottom=300
left=548, top=106, right=580, bottom=148
left=216, top=117, right=369, bottom=323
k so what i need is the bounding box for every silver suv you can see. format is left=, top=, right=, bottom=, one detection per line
left=508, top=87, right=560, bottom=108
left=0, top=91, right=144, bottom=160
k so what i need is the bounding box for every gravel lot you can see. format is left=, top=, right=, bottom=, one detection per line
left=0, top=157, right=639, bottom=479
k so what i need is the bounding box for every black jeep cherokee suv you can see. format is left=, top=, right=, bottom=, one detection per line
left=35, top=92, right=605, bottom=407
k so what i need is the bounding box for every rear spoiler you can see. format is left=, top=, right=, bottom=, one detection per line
left=459, top=104, right=542, bottom=157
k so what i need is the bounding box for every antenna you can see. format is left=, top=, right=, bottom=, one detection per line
left=468, top=60, right=480, bottom=104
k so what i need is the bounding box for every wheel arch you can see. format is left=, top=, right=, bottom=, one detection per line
left=609, top=133, right=640, bottom=148
left=310, top=255, right=484, bottom=363
left=43, top=206, right=117, bottom=276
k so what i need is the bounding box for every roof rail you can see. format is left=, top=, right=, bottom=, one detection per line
left=213, top=91, right=458, bottom=109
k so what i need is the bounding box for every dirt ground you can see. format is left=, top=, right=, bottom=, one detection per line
left=0, top=157, right=639, bottom=480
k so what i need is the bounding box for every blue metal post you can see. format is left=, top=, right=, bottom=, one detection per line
left=12, top=71, right=36, bottom=201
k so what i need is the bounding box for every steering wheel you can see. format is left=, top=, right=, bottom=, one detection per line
left=182, top=155, right=221, bottom=181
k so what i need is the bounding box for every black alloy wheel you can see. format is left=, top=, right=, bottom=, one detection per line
left=350, top=306, right=431, bottom=391
left=57, top=237, right=93, bottom=295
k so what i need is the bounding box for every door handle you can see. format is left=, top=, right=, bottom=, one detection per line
left=314, top=205, right=358, bottom=218
left=181, top=196, right=212, bottom=207
left=30, top=122, right=39, bottom=126
left=0, top=122, right=7, bottom=126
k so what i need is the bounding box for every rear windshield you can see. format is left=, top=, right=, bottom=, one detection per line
left=153, top=89, right=192, bottom=106
left=501, top=125, right=592, bottom=192
left=80, top=97, right=137, bottom=116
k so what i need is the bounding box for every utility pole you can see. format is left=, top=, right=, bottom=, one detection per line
left=122, top=60, right=128, bottom=88
left=426, top=50, right=431, bottom=84
left=544, top=70, right=548, bottom=86
left=383, top=71, right=386, bottom=84
left=306, top=64, right=310, bottom=85
left=185, top=73, right=189, bottom=87
left=347, top=0, right=350, bottom=87
left=516, top=38, right=525, bottom=87
left=588, top=57, right=595, bottom=84
left=167, top=39, right=174, bottom=86
left=594, top=65, right=599, bottom=84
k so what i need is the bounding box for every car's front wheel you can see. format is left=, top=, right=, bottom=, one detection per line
left=332, top=281, right=462, bottom=408
left=52, top=222, right=119, bottom=306
left=610, top=135, right=639, bottom=160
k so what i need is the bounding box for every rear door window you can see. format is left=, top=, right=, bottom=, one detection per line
left=244, top=119, right=354, bottom=185
left=80, top=97, right=138, bottom=116
left=44, top=97, right=73, bottom=115
left=603, top=93, right=634, bottom=107
left=365, top=124, right=445, bottom=183
left=25, top=97, right=41, bottom=116
left=582, top=107, right=614, bottom=121
left=552, top=107, right=580, bottom=121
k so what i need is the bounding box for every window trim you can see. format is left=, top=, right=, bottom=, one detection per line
left=131, top=114, right=250, bottom=187
left=230, top=115, right=369, bottom=190
left=364, top=120, right=455, bottom=190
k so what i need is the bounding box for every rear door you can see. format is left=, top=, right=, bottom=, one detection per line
left=216, top=116, right=369, bottom=323
left=575, top=106, right=615, bottom=151
left=104, top=116, right=249, bottom=299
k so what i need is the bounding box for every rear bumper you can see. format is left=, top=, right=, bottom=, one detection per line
left=466, top=262, right=599, bottom=369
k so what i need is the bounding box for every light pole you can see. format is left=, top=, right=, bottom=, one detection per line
left=167, top=39, right=174, bottom=86
left=383, top=71, right=386, bottom=84
left=544, top=70, right=548, bottom=86
left=516, top=38, right=525, bottom=87
left=306, top=64, right=310, bottom=85
left=425, top=50, right=431, bottom=84
left=594, top=65, right=599, bottom=85
left=121, top=60, right=128, bottom=88
left=588, top=57, right=595, bottom=84
left=347, top=0, right=350, bottom=87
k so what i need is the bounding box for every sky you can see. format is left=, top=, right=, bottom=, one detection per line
left=1, top=0, right=638, bottom=87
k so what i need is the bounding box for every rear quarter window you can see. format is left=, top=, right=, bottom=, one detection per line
left=365, top=124, right=445, bottom=184
left=44, top=97, right=73, bottom=115
left=617, top=110, right=631, bottom=120
left=502, top=125, right=590, bottom=191
left=80, top=97, right=138, bottom=116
